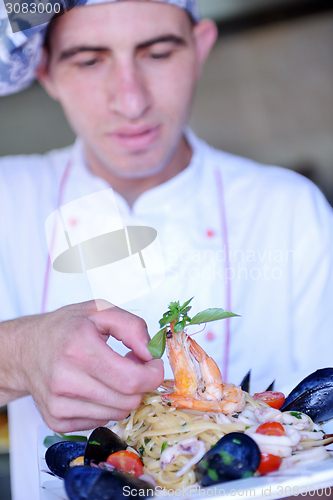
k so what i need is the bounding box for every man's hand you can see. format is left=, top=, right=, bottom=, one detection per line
left=0, top=301, right=164, bottom=432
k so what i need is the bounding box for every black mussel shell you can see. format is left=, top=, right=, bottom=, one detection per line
left=281, top=368, right=333, bottom=422
left=240, top=370, right=251, bottom=393
left=195, top=432, right=261, bottom=486
left=45, top=441, right=86, bottom=479
left=84, top=427, right=127, bottom=465
left=239, top=370, right=275, bottom=393
left=282, top=368, right=333, bottom=407
left=265, top=380, right=275, bottom=391
left=65, top=465, right=154, bottom=500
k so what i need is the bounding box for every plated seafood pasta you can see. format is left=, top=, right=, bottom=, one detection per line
left=44, top=299, right=333, bottom=498
left=111, top=300, right=333, bottom=489
left=115, top=372, right=333, bottom=489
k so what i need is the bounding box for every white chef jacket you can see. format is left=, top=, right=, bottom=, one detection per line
left=1, top=130, right=333, bottom=500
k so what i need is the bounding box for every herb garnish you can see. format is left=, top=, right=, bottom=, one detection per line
left=139, top=445, right=145, bottom=457
left=219, top=450, right=234, bottom=465
left=290, top=411, right=303, bottom=419
left=148, top=298, right=239, bottom=359
left=161, top=442, right=168, bottom=453
left=43, top=433, right=87, bottom=448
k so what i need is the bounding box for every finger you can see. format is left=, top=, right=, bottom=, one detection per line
left=47, top=364, right=160, bottom=407
left=53, top=315, right=164, bottom=394
left=100, top=356, right=164, bottom=394
left=46, top=416, right=126, bottom=434
left=86, top=304, right=152, bottom=362
left=124, top=351, right=144, bottom=364
left=45, top=393, right=142, bottom=422
left=81, top=345, right=164, bottom=394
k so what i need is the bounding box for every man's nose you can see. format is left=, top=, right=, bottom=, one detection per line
left=107, top=60, right=150, bottom=120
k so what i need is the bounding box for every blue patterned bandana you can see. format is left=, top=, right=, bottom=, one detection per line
left=0, top=0, right=199, bottom=96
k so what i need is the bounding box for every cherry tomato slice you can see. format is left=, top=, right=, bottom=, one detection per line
left=256, top=422, right=286, bottom=436
left=253, top=391, right=285, bottom=409
left=106, top=450, right=144, bottom=477
left=257, top=452, right=282, bottom=475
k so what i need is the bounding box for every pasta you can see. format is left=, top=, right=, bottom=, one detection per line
left=113, top=391, right=271, bottom=489
left=109, top=390, right=333, bottom=490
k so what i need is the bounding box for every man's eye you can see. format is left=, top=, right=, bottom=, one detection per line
left=78, top=58, right=99, bottom=67
left=150, top=52, right=171, bottom=60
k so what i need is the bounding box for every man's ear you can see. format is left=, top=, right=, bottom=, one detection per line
left=192, top=19, right=218, bottom=78
left=35, top=48, right=59, bottom=100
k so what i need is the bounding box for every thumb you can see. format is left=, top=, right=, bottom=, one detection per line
left=125, top=351, right=145, bottom=365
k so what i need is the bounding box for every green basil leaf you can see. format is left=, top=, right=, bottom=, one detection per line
left=43, top=433, right=87, bottom=448
left=179, top=297, right=194, bottom=312
left=148, top=327, right=166, bottom=359
left=189, top=308, right=240, bottom=325
left=174, top=318, right=187, bottom=333
left=159, top=311, right=180, bottom=327
left=59, top=433, right=87, bottom=442
left=43, top=435, right=63, bottom=448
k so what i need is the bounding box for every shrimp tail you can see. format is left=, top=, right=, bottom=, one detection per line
left=161, top=393, right=222, bottom=412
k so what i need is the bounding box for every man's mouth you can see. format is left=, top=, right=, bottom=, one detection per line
left=109, top=125, right=161, bottom=151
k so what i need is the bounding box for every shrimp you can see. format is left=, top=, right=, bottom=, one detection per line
left=161, top=327, right=245, bottom=414
left=165, top=327, right=199, bottom=396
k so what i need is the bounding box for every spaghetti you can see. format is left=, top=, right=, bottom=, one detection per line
left=114, top=392, right=269, bottom=489
left=112, top=391, right=332, bottom=490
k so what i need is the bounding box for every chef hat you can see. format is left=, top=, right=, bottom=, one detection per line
left=0, top=0, right=199, bottom=96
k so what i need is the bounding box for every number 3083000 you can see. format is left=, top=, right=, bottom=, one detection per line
left=5, top=2, right=60, bottom=14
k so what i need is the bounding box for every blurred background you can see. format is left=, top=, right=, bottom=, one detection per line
left=1, top=0, right=333, bottom=498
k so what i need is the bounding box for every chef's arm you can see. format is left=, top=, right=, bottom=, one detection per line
left=0, top=315, right=31, bottom=405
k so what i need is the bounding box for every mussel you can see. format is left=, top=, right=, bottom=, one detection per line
left=45, top=426, right=127, bottom=478
left=45, top=441, right=86, bottom=479
left=65, top=466, right=154, bottom=500
left=240, top=370, right=251, bottom=393
left=239, top=370, right=275, bottom=393
left=281, top=368, right=333, bottom=423
left=195, top=432, right=261, bottom=486
left=84, top=426, right=127, bottom=465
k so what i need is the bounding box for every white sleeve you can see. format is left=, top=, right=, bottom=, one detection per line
left=291, top=179, right=333, bottom=373
left=0, top=165, right=20, bottom=321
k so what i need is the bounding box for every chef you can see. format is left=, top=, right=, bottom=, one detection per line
left=0, top=1, right=333, bottom=498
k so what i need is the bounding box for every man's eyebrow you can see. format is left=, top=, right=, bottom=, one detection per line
left=136, top=35, right=186, bottom=50
left=58, top=47, right=109, bottom=61
left=57, top=35, right=186, bottom=61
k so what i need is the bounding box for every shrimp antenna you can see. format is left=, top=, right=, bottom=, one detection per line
left=188, top=323, right=207, bottom=337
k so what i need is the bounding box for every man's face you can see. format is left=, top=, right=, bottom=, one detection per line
left=40, top=2, right=215, bottom=179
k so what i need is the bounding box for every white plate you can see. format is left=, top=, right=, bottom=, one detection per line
left=39, top=420, right=333, bottom=500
